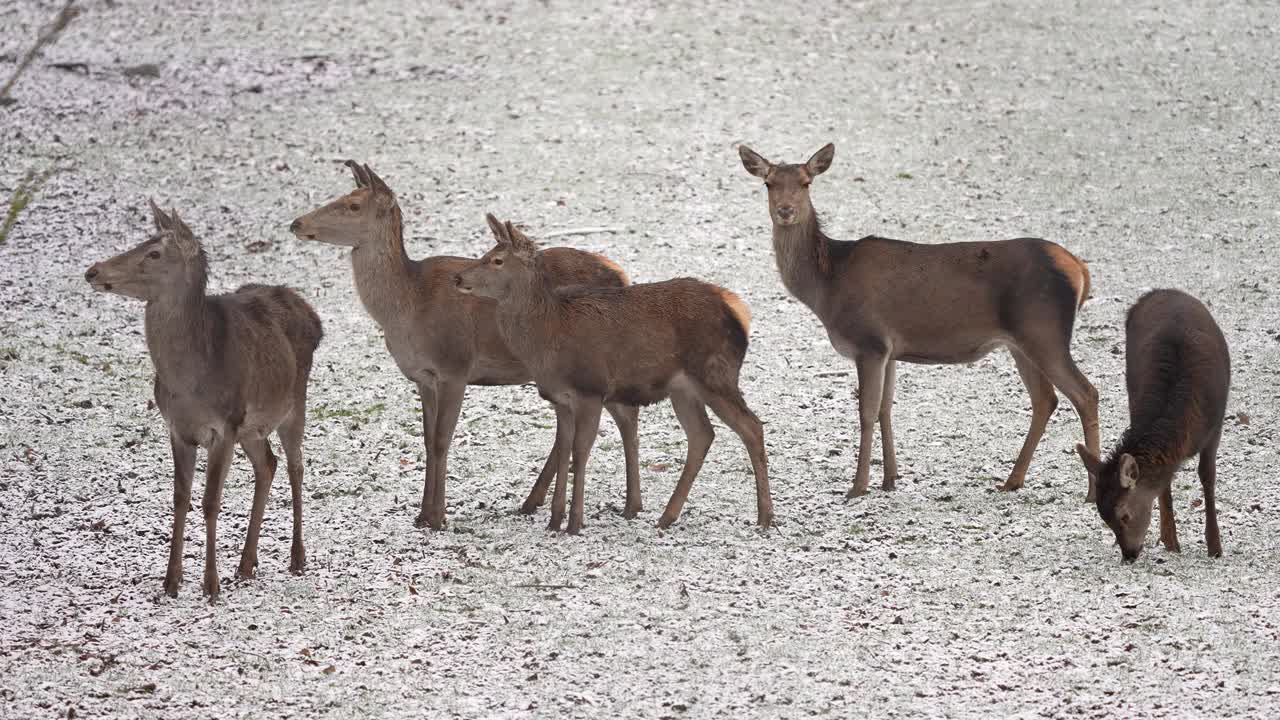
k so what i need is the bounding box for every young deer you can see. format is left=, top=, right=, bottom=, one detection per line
left=739, top=143, right=1101, bottom=501
left=455, top=214, right=772, bottom=534
left=1075, top=289, right=1230, bottom=561
left=84, top=202, right=322, bottom=599
left=290, top=163, right=641, bottom=529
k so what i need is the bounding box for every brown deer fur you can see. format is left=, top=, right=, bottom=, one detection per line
left=1075, top=289, right=1230, bottom=561
left=739, top=143, right=1101, bottom=500
left=85, top=201, right=322, bottom=600
left=455, top=214, right=773, bottom=534
left=290, top=163, right=641, bottom=529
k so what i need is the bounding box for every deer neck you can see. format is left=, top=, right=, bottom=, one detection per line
left=349, top=204, right=418, bottom=329
left=771, top=212, right=832, bottom=312
left=144, top=270, right=216, bottom=389
left=492, top=264, right=560, bottom=366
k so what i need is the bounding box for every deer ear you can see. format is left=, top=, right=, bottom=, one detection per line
left=505, top=221, right=538, bottom=260
left=1075, top=443, right=1103, bottom=477
left=1118, top=454, right=1140, bottom=489
left=166, top=209, right=201, bottom=258
left=485, top=213, right=510, bottom=246
left=344, top=160, right=368, bottom=187
left=806, top=143, right=835, bottom=176
left=738, top=145, right=773, bottom=179
left=148, top=198, right=171, bottom=231
left=364, top=164, right=392, bottom=196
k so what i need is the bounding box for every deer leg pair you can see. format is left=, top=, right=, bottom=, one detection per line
left=415, top=379, right=466, bottom=530
left=658, top=381, right=772, bottom=529
left=163, top=430, right=234, bottom=600
left=548, top=397, right=604, bottom=534
left=237, top=395, right=310, bottom=578
left=523, top=403, right=641, bottom=519
left=1002, top=343, right=1100, bottom=501
left=848, top=354, right=897, bottom=498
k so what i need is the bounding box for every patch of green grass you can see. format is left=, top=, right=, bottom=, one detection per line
left=1, top=167, right=59, bottom=245
left=312, top=402, right=387, bottom=422
left=896, top=171, right=914, bottom=180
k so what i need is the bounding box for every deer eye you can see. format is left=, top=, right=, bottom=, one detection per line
left=148, top=250, right=161, bottom=259
left=493, top=257, right=504, bottom=266
left=349, top=202, right=361, bottom=212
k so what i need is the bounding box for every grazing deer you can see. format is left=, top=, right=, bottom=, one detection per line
left=1075, top=289, right=1230, bottom=561
left=455, top=214, right=772, bottom=534
left=290, top=162, right=641, bottom=529
left=739, top=143, right=1100, bottom=501
left=84, top=201, right=322, bottom=599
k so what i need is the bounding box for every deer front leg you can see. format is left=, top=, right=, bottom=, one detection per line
left=414, top=381, right=438, bottom=529
left=426, top=379, right=467, bottom=531
left=879, top=360, right=898, bottom=491
left=847, top=353, right=887, bottom=499
left=202, top=434, right=236, bottom=601
left=237, top=437, right=278, bottom=579
left=567, top=398, right=603, bottom=535
left=164, top=432, right=196, bottom=598
left=1157, top=486, right=1181, bottom=553
left=1199, top=428, right=1223, bottom=558
left=548, top=403, right=575, bottom=531
left=606, top=402, right=642, bottom=519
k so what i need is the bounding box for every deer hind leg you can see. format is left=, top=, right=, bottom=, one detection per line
left=1199, top=426, right=1223, bottom=558
left=202, top=434, right=236, bottom=602
left=703, top=386, right=772, bottom=529
left=606, top=402, right=642, bottom=519
left=848, top=353, right=888, bottom=499
left=164, top=432, right=197, bottom=598
left=1002, top=349, right=1059, bottom=492
left=278, top=398, right=309, bottom=575
left=521, top=438, right=559, bottom=515
left=237, top=436, right=278, bottom=580
left=1158, top=485, right=1181, bottom=553
left=657, top=386, right=714, bottom=529
left=1031, top=348, right=1099, bottom=502
left=414, top=380, right=439, bottom=529
left=879, top=360, right=899, bottom=491
left=548, top=403, right=575, bottom=531
left=566, top=397, right=603, bottom=535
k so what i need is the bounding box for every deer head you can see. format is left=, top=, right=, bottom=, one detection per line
left=1076, top=444, right=1157, bottom=561
left=84, top=200, right=206, bottom=301
left=739, top=143, right=834, bottom=227
left=454, top=213, right=539, bottom=301
left=290, top=161, right=397, bottom=248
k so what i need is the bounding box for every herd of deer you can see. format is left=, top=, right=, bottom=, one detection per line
left=82, top=144, right=1232, bottom=599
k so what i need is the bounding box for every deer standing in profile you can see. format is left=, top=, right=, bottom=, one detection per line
left=455, top=214, right=772, bottom=534
left=1075, top=289, right=1230, bottom=561
left=84, top=202, right=322, bottom=600
left=739, top=143, right=1100, bottom=501
left=290, top=163, right=641, bottom=529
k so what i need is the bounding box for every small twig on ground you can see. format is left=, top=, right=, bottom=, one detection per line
left=815, top=370, right=850, bottom=378
left=0, top=1, right=81, bottom=105
left=513, top=582, right=579, bottom=590
left=2, top=166, right=60, bottom=245
left=540, top=226, right=626, bottom=238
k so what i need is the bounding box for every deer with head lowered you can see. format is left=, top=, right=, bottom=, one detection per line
left=455, top=214, right=773, bottom=534
left=290, top=162, right=641, bottom=529
left=1075, top=289, right=1230, bottom=562
left=739, top=143, right=1100, bottom=501
left=84, top=201, right=322, bottom=600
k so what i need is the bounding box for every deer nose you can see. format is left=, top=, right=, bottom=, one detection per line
left=84, top=266, right=98, bottom=281
left=776, top=206, right=796, bottom=221
left=289, top=219, right=302, bottom=233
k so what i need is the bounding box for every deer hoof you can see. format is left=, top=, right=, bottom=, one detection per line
left=566, top=521, right=582, bottom=536
left=162, top=576, right=180, bottom=598
left=757, top=512, right=774, bottom=529
left=289, top=549, right=306, bottom=576
left=845, top=485, right=868, bottom=500
left=656, top=513, right=677, bottom=529
left=235, top=563, right=256, bottom=581
left=518, top=499, right=540, bottom=516
left=622, top=504, right=641, bottom=520
left=547, top=514, right=564, bottom=532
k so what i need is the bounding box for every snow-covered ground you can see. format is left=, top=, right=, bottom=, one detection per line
left=2, top=1, right=1278, bottom=717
